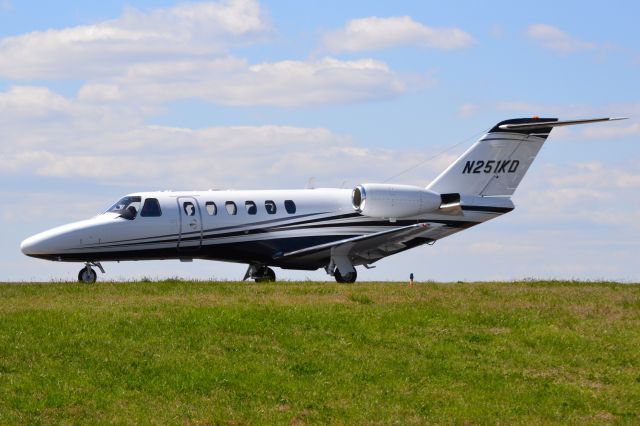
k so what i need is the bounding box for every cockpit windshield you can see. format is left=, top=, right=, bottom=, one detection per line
left=106, top=196, right=141, bottom=220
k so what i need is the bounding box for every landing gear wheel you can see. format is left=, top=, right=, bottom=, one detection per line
left=334, top=269, right=357, bottom=283
left=78, top=267, right=97, bottom=284
left=255, top=267, right=276, bottom=283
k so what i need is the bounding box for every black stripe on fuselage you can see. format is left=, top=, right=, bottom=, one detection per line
left=30, top=234, right=360, bottom=265
left=30, top=230, right=449, bottom=269
left=96, top=211, right=329, bottom=246
left=77, top=212, right=362, bottom=250
left=77, top=215, right=481, bottom=251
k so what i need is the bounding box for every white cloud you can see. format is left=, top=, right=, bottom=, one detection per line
left=322, top=16, right=474, bottom=53
left=546, top=162, right=640, bottom=190
left=0, top=85, right=70, bottom=116
left=514, top=161, right=640, bottom=233
left=92, top=56, right=408, bottom=107
left=458, top=103, right=479, bottom=118
left=0, top=2, right=417, bottom=107
left=580, top=122, right=640, bottom=139
left=0, top=86, right=444, bottom=189
left=0, top=0, right=269, bottom=80
left=526, top=24, right=596, bottom=54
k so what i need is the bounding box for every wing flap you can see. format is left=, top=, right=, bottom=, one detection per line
left=275, top=223, right=444, bottom=262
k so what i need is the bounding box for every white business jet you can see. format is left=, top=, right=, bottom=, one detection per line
left=21, top=117, right=624, bottom=283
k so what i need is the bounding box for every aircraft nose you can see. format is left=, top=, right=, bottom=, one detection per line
left=21, top=220, right=97, bottom=259
left=20, top=235, right=44, bottom=256
left=20, top=232, right=62, bottom=258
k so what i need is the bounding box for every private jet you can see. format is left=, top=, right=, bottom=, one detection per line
left=20, top=117, right=624, bottom=283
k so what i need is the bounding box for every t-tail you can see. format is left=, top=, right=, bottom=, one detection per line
left=428, top=117, right=626, bottom=196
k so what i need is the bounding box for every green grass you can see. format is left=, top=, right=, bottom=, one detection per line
left=0, top=280, right=639, bottom=424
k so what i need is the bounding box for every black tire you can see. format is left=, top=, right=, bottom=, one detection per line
left=255, top=267, right=276, bottom=282
left=78, top=267, right=97, bottom=284
left=334, top=269, right=357, bottom=283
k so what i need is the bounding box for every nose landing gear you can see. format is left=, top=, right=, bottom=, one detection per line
left=78, top=262, right=105, bottom=284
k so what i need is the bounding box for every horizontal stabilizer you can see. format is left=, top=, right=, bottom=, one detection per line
left=498, top=117, right=627, bottom=131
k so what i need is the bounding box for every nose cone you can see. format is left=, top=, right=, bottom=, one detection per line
left=20, top=233, right=56, bottom=258
left=21, top=217, right=112, bottom=261
left=20, top=219, right=95, bottom=259
left=20, top=235, right=37, bottom=256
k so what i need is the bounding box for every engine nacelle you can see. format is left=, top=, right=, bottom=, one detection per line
left=352, top=183, right=442, bottom=218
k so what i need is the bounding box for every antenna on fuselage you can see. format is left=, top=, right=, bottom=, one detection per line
left=382, top=128, right=488, bottom=183
left=306, top=177, right=316, bottom=189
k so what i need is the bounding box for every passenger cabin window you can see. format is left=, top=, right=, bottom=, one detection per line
left=284, top=200, right=296, bottom=214
left=225, top=201, right=237, bottom=215
left=183, top=202, right=196, bottom=216
left=265, top=200, right=277, bottom=214
left=140, top=198, right=162, bottom=217
left=245, top=201, right=257, bottom=215
left=205, top=201, right=217, bottom=216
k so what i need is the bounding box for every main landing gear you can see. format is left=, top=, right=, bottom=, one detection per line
left=78, top=262, right=104, bottom=284
left=243, top=264, right=276, bottom=282
left=334, top=269, right=357, bottom=283
left=326, top=251, right=358, bottom=283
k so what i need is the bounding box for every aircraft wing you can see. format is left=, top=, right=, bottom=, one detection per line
left=275, top=222, right=444, bottom=266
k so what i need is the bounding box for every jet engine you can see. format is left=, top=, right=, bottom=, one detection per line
left=351, top=184, right=449, bottom=218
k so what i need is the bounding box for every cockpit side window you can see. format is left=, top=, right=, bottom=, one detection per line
left=140, top=198, right=162, bottom=217
left=106, top=196, right=141, bottom=220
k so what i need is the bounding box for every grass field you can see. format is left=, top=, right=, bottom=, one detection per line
left=0, top=280, right=639, bottom=425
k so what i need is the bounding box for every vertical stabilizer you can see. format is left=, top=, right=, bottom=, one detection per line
left=428, top=118, right=556, bottom=196
left=428, top=117, right=625, bottom=196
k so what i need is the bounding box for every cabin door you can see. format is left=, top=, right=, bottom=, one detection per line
left=177, top=197, right=203, bottom=251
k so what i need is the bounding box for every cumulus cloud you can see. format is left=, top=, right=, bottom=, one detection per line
left=95, top=57, right=408, bottom=106
left=0, top=0, right=269, bottom=80
left=526, top=24, right=596, bottom=54
left=514, top=161, right=640, bottom=234
left=0, top=86, right=443, bottom=189
left=322, top=16, right=474, bottom=53
left=546, top=162, right=640, bottom=190
left=0, top=1, right=417, bottom=107
left=579, top=122, right=640, bottom=139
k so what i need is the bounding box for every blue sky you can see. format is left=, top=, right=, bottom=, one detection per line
left=1, top=0, right=638, bottom=282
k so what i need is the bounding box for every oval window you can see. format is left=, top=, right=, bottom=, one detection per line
left=265, top=200, right=276, bottom=214
left=245, top=201, right=257, bottom=215
left=284, top=200, right=296, bottom=214
left=205, top=201, right=217, bottom=216
left=225, top=201, right=237, bottom=215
